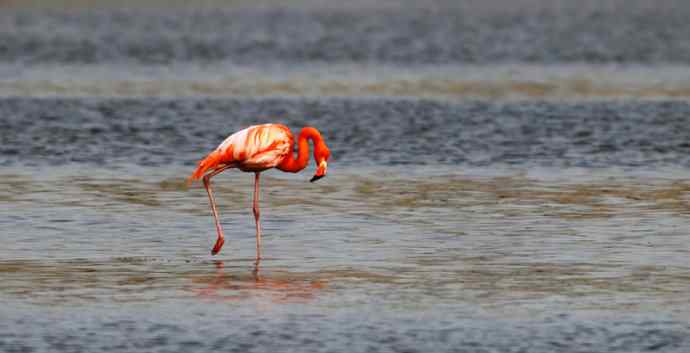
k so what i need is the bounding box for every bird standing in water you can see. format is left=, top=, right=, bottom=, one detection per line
left=188, top=124, right=331, bottom=258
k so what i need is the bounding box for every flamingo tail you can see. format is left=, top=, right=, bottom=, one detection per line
left=188, top=150, right=225, bottom=185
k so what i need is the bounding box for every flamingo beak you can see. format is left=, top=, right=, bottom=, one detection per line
left=310, top=160, right=328, bottom=182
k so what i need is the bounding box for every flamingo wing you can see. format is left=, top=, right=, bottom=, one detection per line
left=189, top=124, right=292, bottom=181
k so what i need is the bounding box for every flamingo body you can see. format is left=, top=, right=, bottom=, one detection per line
left=191, top=124, right=293, bottom=178
left=189, top=123, right=331, bottom=257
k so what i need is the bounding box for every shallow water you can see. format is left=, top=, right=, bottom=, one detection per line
left=2, top=1, right=690, bottom=352
left=3, top=163, right=690, bottom=351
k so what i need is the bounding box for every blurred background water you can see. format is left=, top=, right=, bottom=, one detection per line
left=1, top=1, right=690, bottom=352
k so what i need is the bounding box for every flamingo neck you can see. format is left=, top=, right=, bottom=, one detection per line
left=278, top=127, right=324, bottom=173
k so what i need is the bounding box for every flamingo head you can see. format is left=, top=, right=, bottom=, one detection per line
left=310, top=145, right=330, bottom=182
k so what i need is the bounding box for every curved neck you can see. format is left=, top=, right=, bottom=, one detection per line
left=278, top=127, right=324, bottom=173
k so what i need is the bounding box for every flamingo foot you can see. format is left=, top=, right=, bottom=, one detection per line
left=211, top=237, right=225, bottom=255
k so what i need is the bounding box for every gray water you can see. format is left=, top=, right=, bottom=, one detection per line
left=2, top=1, right=690, bottom=352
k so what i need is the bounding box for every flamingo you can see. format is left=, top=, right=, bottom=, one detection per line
left=188, top=124, right=331, bottom=258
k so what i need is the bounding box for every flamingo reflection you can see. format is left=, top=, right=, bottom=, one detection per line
left=191, top=260, right=326, bottom=304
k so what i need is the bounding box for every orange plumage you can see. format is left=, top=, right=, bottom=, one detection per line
left=189, top=124, right=293, bottom=183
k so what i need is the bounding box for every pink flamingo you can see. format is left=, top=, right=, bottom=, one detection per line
left=188, top=124, right=331, bottom=258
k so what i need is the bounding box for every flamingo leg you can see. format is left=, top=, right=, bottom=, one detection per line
left=253, top=172, right=262, bottom=260
left=202, top=165, right=233, bottom=255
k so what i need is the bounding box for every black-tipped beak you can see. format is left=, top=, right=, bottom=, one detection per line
left=310, top=174, right=324, bottom=183
left=310, top=160, right=327, bottom=182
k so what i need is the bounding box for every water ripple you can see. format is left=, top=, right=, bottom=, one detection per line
left=1, top=98, right=689, bottom=168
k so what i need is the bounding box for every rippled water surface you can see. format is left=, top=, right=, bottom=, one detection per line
left=3, top=163, right=690, bottom=352
left=2, top=1, right=690, bottom=352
